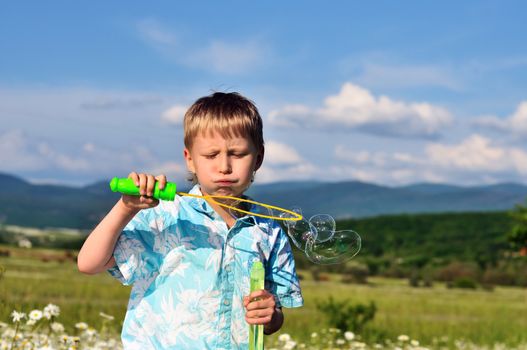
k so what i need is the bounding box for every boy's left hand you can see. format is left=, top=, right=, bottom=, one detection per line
left=243, top=289, right=276, bottom=325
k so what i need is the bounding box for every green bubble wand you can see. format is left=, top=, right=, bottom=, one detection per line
left=249, top=261, right=265, bottom=350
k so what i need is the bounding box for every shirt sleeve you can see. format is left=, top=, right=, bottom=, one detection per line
left=107, top=208, right=162, bottom=286
left=266, top=224, right=304, bottom=308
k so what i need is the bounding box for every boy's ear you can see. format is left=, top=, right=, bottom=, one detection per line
left=183, top=148, right=196, bottom=173
left=254, top=146, right=264, bottom=171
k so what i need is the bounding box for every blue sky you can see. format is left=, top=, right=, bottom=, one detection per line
left=1, top=1, right=527, bottom=186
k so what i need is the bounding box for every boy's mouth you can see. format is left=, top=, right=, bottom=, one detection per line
left=215, top=179, right=237, bottom=186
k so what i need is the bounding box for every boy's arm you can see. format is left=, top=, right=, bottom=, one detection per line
left=77, top=199, right=139, bottom=275
left=77, top=172, right=166, bottom=275
left=264, top=306, right=284, bottom=335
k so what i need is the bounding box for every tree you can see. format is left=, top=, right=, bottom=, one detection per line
left=508, top=201, right=527, bottom=256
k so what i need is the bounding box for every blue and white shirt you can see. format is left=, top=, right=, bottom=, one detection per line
left=108, top=185, right=304, bottom=350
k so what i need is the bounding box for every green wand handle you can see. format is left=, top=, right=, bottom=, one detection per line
left=109, top=177, right=177, bottom=201
left=249, top=261, right=265, bottom=350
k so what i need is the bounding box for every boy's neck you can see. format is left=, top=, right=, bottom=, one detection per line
left=199, top=186, right=246, bottom=228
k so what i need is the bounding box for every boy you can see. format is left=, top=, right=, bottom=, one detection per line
left=77, top=92, right=304, bottom=349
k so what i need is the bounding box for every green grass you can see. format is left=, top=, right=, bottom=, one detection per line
left=0, top=246, right=130, bottom=334
left=273, top=276, right=527, bottom=346
left=1, top=246, right=526, bottom=347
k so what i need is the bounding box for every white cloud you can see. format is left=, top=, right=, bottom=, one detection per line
left=0, top=129, right=188, bottom=182
left=136, top=18, right=270, bottom=74
left=264, top=141, right=303, bottom=165
left=0, top=130, right=91, bottom=172
left=333, top=135, right=527, bottom=185
left=474, top=101, right=527, bottom=137
left=257, top=162, right=317, bottom=183
left=255, top=140, right=316, bottom=183
left=335, top=146, right=389, bottom=167
left=161, top=105, right=187, bottom=125
left=0, top=130, right=46, bottom=171
left=426, top=134, right=527, bottom=174
left=148, top=161, right=187, bottom=181
left=268, top=82, right=453, bottom=138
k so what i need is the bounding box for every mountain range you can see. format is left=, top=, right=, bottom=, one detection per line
left=1, top=172, right=526, bottom=230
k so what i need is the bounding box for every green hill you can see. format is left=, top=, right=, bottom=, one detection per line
left=1, top=172, right=526, bottom=229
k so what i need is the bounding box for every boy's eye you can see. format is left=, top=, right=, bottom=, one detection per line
left=230, top=151, right=248, bottom=158
left=204, top=153, right=217, bottom=159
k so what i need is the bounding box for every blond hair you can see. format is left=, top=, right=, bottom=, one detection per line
left=184, top=92, right=264, bottom=151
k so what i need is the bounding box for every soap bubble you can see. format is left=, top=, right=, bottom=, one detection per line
left=309, top=214, right=335, bottom=243
left=280, top=206, right=303, bottom=228
left=280, top=209, right=361, bottom=265
left=282, top=218, right=317, bottom=251
left=305, top=230, right=361, bottom=264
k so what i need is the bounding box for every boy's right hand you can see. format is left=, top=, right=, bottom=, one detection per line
left=120, top=172, right=167, bottom=212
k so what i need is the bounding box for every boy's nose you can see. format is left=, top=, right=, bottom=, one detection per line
left=218, top=155, right=232, bottom=174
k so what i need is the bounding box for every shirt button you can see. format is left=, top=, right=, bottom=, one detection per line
left=223, top=299, right=230, bottom=306
left=225, top=265, right=231, bottom=272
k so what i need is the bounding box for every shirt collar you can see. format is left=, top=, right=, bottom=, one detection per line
left=184, top=184, right=216, bottom=217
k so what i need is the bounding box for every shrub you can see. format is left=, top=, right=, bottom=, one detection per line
left=382, top=261, right=409, bottom=279
left=422, top=274, right=434, bottom=288
left=451, top=277, right=478, bottom=289
left=310, top=266, right=330, bottom=282
left=341, top=264, right=369, bottom=284
left=435, top=261, right=479, bottom=282
left=482, top=268, right=516, bottom=286
left=408, top=270, right=421, bottom=287
left=316, top=296, right=376, bottom=334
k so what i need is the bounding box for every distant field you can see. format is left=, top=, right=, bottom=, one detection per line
left=1, top=245, right=526, bottom=347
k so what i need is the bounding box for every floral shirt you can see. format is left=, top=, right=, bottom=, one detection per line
left=108, top=185, right=304, bottom=350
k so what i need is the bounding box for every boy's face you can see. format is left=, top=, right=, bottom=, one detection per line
left=184, top=131, right=264, bottom=197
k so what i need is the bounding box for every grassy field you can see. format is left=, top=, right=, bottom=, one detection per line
left=1, top=245, right=526, bottom=347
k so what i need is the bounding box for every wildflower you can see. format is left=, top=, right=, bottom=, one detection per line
left=11, top=311, right=26, bottom=323
left=43, top=304, right=60, bottom=319
left=99, top=312, right=115, bottom=321
left=51, top=322, right=65, bottom=333
left=75, top=322, right=88, bottom=330
left=311, top=332, right=318, bottom=338
left=344, top=331, right=355, bottom=341
left=278, top=333, right=291, bottom=342
left=86, top=327, right=97, bottom=337
left=3, top=329, right=15, bottom=338
left=398, top=334, right=410, bottom=342
left=411, top=339, right=420, bottom=346
left=284, top=340, right=297, bottom=350
left=29, top=309, right=43, bottom=321
left=0, top=322, right=7, bottom=328
left=26, top=319, right=37, bottom=326
left=336, top=338, right=345, bottom=345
